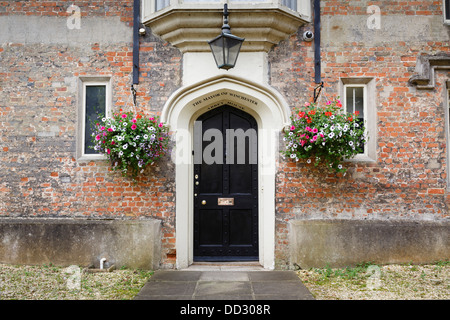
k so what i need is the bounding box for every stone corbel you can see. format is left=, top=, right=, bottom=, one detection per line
left=409, top=53, right=450, bottom=89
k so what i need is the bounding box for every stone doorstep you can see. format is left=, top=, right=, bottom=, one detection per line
left=135, top=270, right=315, bottom=300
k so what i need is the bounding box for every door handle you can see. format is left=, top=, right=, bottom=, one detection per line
left=201, top=200, right=206, bottom=205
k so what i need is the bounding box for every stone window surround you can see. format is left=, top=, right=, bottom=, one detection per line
left=76, top=76, right=112, bottom=162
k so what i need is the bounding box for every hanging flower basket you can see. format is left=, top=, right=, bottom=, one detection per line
left=282, top=98, right=367, bottom=173
left=90, top=110, right=170, bottom=179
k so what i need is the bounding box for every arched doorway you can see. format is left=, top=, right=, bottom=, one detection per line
left=193, top=105, right=259, bottom=261
left=161, top=74, right=290, bottom=269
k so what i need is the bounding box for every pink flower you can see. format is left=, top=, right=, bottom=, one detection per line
left=305, top=126, right=311, bottom=132
left=290, top=125, right=295, bottom=131
left=95, top=135, right=101, bottom=141
left=304, top=102, right=310, bottom=107
left=149, top=117, right=154, bottom=121
left=312, top=128, right=318, bottom=133
left=103, top=132, right=107, bottom=136
left=319, top=133, right=324, bottom=138
left=100, top=126, right=105, bottom=131
left=132, top=118, right=137, bottom=123
left=159, top=123, right=163, bottom=128
left=131, top=124, right=137, bottom=130
left=121, top=114, right=127, bottom=118
left=107, top=148, right=111, bottom=154
left=107, top=128, right=113, bottom=132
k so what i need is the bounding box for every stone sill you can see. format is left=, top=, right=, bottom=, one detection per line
left=142, top=4, right=310, bottom=53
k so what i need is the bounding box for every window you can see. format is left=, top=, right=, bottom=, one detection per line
left=77, top=77, right=111, bottom=160
left=445, top=0, right=450, bottom=24
left=340, top=78, right=376, bottom=162
left=344, top=85, right=367, bottom=155
left=148, top=0, right=304, bottom=14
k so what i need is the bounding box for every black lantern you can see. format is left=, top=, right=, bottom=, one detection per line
left=208, top=4, right=244, bottom=70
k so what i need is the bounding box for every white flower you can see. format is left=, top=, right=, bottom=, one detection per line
left=143, top=134, right=149, bottom=140
left=338, top=164, right=343, bottom=169
left=123, top=122, right=127, bottom=126
left=307, top=159, right=311, bottom=163
left=328, top=132, right=335, bottom=138
left=102, top=118, right=106, bottom=122
left=119, top=151, right=123, bottom=156
left=349, top=141, right=354, bottom=146
left=290, top=154, right=296, bottom=158
left=289, top=132, right=293, bottom=136
left=123, top=144, right=128, bottom=149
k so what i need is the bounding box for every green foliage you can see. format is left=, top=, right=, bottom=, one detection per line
left=282, top=98, right=367, bottom=173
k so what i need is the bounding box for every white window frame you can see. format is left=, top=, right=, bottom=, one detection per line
left=340, top=78, right=377, bottom=163
left=444, top=0, right=450, bottom=25
left=343, top=84, right=368, bottom=158
left=77, top=77, right=112, bottom=161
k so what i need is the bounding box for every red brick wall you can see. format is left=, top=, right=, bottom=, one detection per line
left=0, top=0, right=448, bottom=269
left=0, top=0, right=181, bottom=267
left=269, top=0, right=449, bottom=266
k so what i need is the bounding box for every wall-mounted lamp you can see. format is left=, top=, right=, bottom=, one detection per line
left=208, top=4, right=244, bottom=70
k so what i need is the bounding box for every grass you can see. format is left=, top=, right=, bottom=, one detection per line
left=298, top=260, right=449, bottom=300
left=1, top=261, right=448, bottom=300
left=0, top=263, right=153, bottom=300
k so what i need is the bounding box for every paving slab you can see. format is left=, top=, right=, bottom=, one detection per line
left=134, top=268, right=315, bottom=300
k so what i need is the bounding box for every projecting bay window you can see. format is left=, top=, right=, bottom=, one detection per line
left=77, top=77, right=112, bottom=160
left=340, top=78, right=376, bottom=163
left=149, top=0, right=305, bottom=13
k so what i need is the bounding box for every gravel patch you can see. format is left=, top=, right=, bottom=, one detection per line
left=0, top=264, right=152, bottom=300
left=0, top=262, right=448, bottom=300
left=298, top=262, right=449, bottom=300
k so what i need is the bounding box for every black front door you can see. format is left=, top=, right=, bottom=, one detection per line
left=193, top=105, right=258, bottom=261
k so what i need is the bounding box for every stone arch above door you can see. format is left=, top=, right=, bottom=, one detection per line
left=161, top=74, right=290, bottom=269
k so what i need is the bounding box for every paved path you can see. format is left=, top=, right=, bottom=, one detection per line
left=134, top=265, right=314, bottom=300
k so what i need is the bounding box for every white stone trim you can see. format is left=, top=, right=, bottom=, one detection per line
left=161, top=74, right=290, bottom=269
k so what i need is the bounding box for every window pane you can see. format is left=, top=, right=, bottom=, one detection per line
left=345, top=86, right=365, bottom=154
left=156, top=0, right=170, bottom=11
left=85, top=85, right=106, bottom=154
left=345, top=86, right=364, bottom=119
left=446, top=0, right=450, bottom=20
left=282, top=0, right=297, bottom=11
